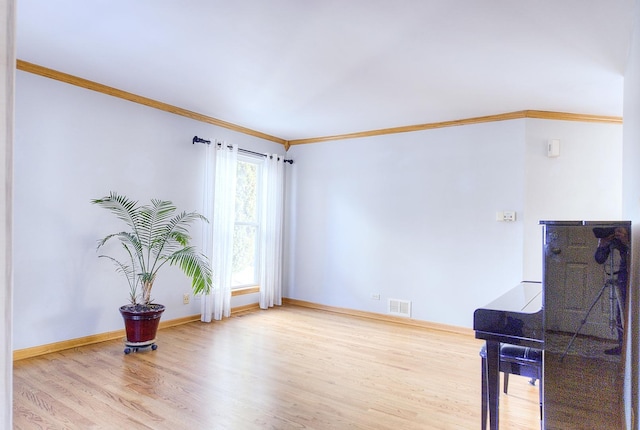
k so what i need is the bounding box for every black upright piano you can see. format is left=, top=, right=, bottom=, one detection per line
left=474, top=221, right=629, bottom=430
left=474, top=281, right=543, bottom=430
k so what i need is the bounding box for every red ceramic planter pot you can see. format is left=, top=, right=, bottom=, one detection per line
left=119, top=304, right=165, bottom=344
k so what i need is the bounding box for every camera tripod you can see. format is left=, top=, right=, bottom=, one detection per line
left=561, top=247, right=624, bottom=361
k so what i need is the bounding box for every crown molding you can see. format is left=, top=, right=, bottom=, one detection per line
left=17, top=60, right=622, bottom=149
left=16, top=60, right=287, bottom=146
left=287, top=110, right=623, bottom=146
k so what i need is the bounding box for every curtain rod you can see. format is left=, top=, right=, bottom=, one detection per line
left=192, top=136, right=293, bottom=164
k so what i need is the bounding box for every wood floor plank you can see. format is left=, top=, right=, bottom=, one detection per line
left=14, top=306, right=541, bottom=429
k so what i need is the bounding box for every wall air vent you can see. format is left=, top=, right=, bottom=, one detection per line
left=388, top=299, right=411, bottom=317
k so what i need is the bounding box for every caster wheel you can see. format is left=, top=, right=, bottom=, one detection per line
left=124, top=347, right=132, bottom=354
left=151, top=344, right=158, bottom=351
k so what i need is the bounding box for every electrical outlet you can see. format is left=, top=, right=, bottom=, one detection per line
left=502, top=211, right=516, bottom=222
left=183, top=293, right=190, bottom=304
left=496, top=211, right=516, bottom=222
left=371, top=293, right=381, bottom=300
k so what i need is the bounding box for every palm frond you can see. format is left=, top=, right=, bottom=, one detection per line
left=98, top=254, right=139, bottom=304
left=138, top=199, right=177, bottom=249
left=147, top=210, right=209, bottom=274
left=164, top=247, right=212, bottom=295
left=96, top=231, right=146, bottom=273
left=91, top=192, right=140, bottom=236
left=92, top=192, right=211, bottom=305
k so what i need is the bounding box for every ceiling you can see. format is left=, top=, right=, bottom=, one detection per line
left=15, top=0, right=636, bottom=142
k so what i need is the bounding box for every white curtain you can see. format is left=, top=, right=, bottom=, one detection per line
left=260, top=154, right=286, bottom=309
left=201, top=142, right=237, bottom=322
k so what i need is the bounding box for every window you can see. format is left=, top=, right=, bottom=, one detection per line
left=231, top=155, right=262, bottom=288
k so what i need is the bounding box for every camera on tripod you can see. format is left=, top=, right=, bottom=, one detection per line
left=593, top=227, right=616, bottom=239
left=561, top=224, right=628, bottom=360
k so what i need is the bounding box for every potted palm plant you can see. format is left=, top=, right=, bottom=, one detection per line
left=92, top=192, right=212, bottom=353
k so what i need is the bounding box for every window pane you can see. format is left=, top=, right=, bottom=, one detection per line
left=232, top=224, right=258, bottom=286
left=235, top=161, right=258, bottom=222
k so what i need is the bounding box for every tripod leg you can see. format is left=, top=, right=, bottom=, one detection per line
left=614, top=285, right=625, bottom=329
left=561, top=282, right=609, bottom=361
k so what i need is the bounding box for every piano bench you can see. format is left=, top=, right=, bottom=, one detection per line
left=480, top=343, right=542, bottom=429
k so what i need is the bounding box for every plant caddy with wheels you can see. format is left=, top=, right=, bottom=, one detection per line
left=92, top=192, right=212, bottom=354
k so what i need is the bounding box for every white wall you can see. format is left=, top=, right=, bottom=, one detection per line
left=286, top=118, right=623, bottom=329
left=523, top=119, right=623, bottom=282
left=1, top=0, right=15, bottom=427
left=286, top=120, right=527, bottom=328
left=13, top=71, right=283, bottom=350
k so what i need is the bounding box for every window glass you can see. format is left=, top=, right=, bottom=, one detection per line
left=235, top=160, right=257, bottom=222
left=232, top=224, right=258, bottom=286
left=232, top=157, right=261, bottom=287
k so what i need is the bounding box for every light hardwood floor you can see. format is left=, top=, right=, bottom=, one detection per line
left=13, top=306, right=540, bottom=429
